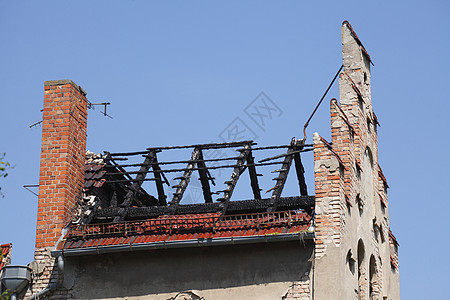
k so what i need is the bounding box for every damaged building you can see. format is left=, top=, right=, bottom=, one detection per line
left=3, top=21, right=400, bottom=299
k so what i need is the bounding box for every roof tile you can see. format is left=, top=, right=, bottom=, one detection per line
left=59, top=210, right=313, bottom=252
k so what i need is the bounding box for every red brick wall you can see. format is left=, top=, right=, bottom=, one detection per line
left=36, top=80, right=88, bottom=249
left=313, top=132, right=344, bottom=257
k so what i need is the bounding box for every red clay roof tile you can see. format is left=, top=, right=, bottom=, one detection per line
left=59, top=210, right=313, bottom=252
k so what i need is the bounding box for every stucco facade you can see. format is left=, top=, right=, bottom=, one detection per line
left=61, top=241, right=312, bottom=300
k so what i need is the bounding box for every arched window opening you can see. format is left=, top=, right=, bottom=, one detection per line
left=369, top=255, right=379, bottom=299
left=357, top=240, right=367, bottom=300
left=362, top=147, right=375, bottom=213
left=356, top=194, right=363, bottom=215
left=347, top=249, right=356, bottom=275
left=364, top=147, right=374, bottom=167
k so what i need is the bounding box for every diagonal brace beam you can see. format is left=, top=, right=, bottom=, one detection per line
left=218, top=143, right=251, bottom=215
left=113, top=154, right=153, bottom=222
left=246, top=150, right=262, bottom=200
left=293, top=147, right=308, bottom=196
left=150, top=150, right=167, bottom=206
left=169, top=148, right=201, bottom=213
left=197, top=149, right=213, bottom=203
left=267, top=138, right=303, bottom=212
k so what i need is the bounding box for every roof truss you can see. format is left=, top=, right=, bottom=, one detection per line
left=83, top=139, right=312, bottom=223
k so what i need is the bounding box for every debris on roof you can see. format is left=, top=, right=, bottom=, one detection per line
left=57, top=210, right=313, bottom=254
left=78, top=139, right=314, bottom=225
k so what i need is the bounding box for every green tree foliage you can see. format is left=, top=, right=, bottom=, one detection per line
left=0, top=152, right=12, bottom=198
left=0, top=289, right=12, bottom=300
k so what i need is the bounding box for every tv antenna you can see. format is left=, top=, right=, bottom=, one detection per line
left=88, top=102, right=112, bottom=119
left=29, top=101, right=113, bottom=128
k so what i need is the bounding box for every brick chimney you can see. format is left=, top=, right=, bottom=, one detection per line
left=36, top=80, right=88, bottom=250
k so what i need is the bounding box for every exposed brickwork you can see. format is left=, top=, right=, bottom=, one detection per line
left=313, top=133, right=344, bottom=258
left=36, top=80, right=87, bottom=249
left=282, top=278, right=311, bottom=300
left=389, top=231, right=399, bottom=270
left=313, top=22, right=399, bottom=299
left=32, top=80, right=88, bottom=299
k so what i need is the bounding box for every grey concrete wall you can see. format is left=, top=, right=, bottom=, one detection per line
left=62, top=241, right=313, bottom=300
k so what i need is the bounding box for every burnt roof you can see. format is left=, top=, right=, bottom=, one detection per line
left=57, top=210, right=314, bottom=255
left=79, top=139, right=314, bottom=225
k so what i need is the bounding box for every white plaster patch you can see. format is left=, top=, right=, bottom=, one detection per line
left=314, top=157, right=339, bottom=172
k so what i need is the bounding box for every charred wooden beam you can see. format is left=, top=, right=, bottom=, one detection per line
left=104, top=161, right=284, bottom=176
left=293, top=151, right=308, bottom=196
left=258, top=148, right=313, bottom=163
left=108, top=158, right=154, bottom=205
left=246, top=150, right=261, bottom=200
left=267, top=138, right=303, bottom=212
left=147, top=140, right=256, bottom=151
left=251, top=144, right=313, bottom=151
left=110, top=156, right=241, bottom=168
left=169, top=148, right=202, bottom=213
left=218, top=143, right=251, bottom=215
left=109, top=150, right=151, bottom=157
left=106, top=141, right=318, bottom=158
left=149, top=150, right=167, bottom=206
left=110, top=190, right=118, bottom=207
left=94, top=196, right=315, bottom=220
left=104, top=178, right=159, bottom=184
left=109, top=156, right=134, bottom=181
left=196, top=149, right=213, bottom=203
left=113, top=154, right=154, bottom=222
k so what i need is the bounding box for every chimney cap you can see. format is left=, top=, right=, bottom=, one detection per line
left=44, top=79, right=87, bottom=96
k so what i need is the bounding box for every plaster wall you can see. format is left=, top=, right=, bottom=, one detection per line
left=312, top=22, right=400, bottom=300
left=62, top=241, right=313, bottom=300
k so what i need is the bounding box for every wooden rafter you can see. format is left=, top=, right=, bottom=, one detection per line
left=113, top=154, right=153, bottom=222
left=83, top=139, right=313, bottom=222
left=149, top=150, right=167, bottom=206
left=218, top=143, right=251, bottom=215
left=197, top=149, right=213, bottom=203
left=267, top=139, right=303, bottom=212
left=293, top=147, right=308, bottom=196
left=94, top=196, right=315, bottom=220
left=169, top=148, right=202, bottom=213
left=246, top=150, right=262, bottom=200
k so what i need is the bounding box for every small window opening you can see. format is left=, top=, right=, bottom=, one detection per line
left=380, top=224, right=385, bottom=243
left=347, top=249, right=356, bottom=275
left=358, top=240, right=366, bottom=299
left=373, top=222, right=379, bottom=242
left=356, top=194, right=363, bottom=215
left=369, top=255, right=378, bottom=299
left=356, top=161, right=362, bottom=180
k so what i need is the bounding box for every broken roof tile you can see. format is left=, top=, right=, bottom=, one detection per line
left=58, top=210, right=313, bottom=253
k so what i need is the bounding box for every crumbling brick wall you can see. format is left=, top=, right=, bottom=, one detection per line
left=312, top=22, right=399, bottom=299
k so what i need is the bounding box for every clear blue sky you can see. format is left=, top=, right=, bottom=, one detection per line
left=1, top=1, right=449, bottom=298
